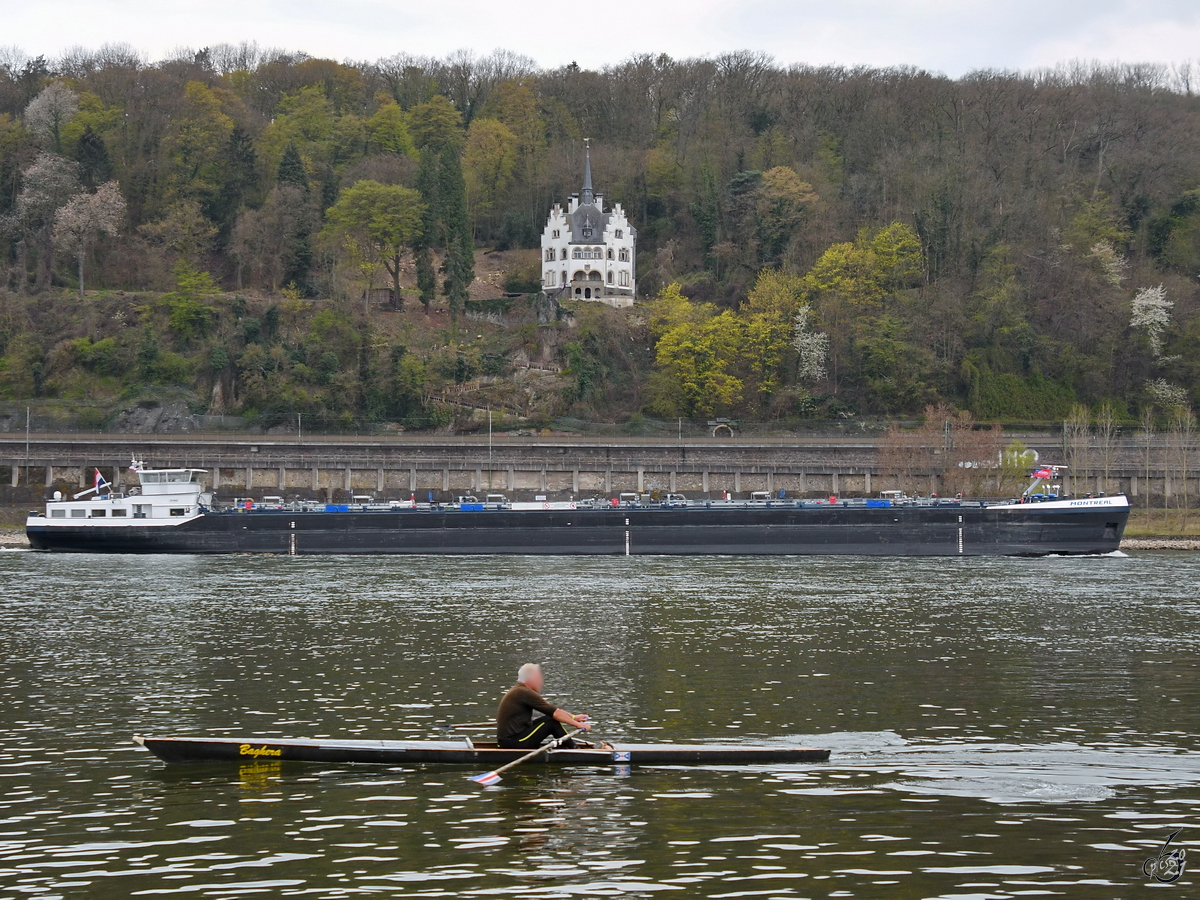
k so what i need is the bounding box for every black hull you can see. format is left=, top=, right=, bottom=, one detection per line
left=133, top=734, right=830, bottom=766
left=28, top=505, right=1128, bottom=557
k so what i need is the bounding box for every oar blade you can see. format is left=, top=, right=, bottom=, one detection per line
left=467, top=726, right=586, bottom=787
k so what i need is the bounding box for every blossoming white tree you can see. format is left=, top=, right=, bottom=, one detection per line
left=24, top=83, right=78, bottom=152
left=1146, top=378, right=1188, bottom=410
left=12, top=153, right=80, bottom=292
left=53, top=182, right=125, bottom=297
left=792, top=305, right=829, bottom=383
left=1130, top=284, right=1172, bottom=356
left=1090, top=240, right=1128, bottom=286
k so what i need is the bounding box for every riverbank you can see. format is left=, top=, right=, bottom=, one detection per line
left=1123, top=510, right=1200, bottom=536
left=0, top=528, right=27, bottom=547
left=1120, top=537, right=1200, bottom=550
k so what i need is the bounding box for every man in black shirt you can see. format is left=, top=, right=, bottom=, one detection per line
left=496, top=663, right=593, bottom=749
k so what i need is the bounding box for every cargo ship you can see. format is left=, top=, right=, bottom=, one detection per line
left=25, top=459, right=1128, bottom=556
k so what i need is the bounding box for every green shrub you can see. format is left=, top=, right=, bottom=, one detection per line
left=71, top=337, right=124, bottom=376
left=147, top=351, right=194, bottom=385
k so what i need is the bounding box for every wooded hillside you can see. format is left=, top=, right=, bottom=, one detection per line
left=1, top=45, right=1198, bottom=429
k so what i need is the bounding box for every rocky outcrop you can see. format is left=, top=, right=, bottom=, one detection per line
left=112, top=402, right=200, bottom=434
left=1121, top=538, right=1200, bottom=551
left=108, top=401, right=247, bottom=434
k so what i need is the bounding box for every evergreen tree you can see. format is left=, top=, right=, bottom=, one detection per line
left=320, top=173, right=338, bottom=214
left=437, top=143, right=473, bottom=324
left=209, top=125, right=258, bottom=234
left=74, top=125, right=112, bottom=190
left=414, top=243, right=436, bottom=312
left=412, top=148, right=439, bottom=312
left=276, top=143, right=313, bottom=292
left=224, top=126, right=258, bottom=207
left=277, top=142, right=309, bottom=194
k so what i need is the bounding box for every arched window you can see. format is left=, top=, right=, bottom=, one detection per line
left=607, top=248, right=613, bottom=260
left=618, top=248, right=630, bottom=262
left=560, top=248, right=567, bottom=260
left=607, top=271, right=614, bottom=284
left=573, top=271, right=586, bottom=282
left=561, top=271, right=568, bottom=284
left=572, top=248, right=582, bottom=259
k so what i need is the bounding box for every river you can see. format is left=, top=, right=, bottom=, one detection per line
left=0, top=550, right=1197, bottom=898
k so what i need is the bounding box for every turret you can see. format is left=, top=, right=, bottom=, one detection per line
left=580, top=138, right=594, bottom=206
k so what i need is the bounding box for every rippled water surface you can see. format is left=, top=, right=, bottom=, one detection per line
left=1, top=550, right=1198, bottom=898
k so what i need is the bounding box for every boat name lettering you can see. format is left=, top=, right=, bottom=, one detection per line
left=1068, top=499, right=1117, bottom=507
left=239, top=743, right=283, bottom=758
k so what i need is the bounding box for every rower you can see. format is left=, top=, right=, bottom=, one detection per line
left=497, top=663, right=596, bottom=750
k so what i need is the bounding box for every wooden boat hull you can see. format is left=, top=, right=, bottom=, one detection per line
left=133, top=734, right=830, bottom=766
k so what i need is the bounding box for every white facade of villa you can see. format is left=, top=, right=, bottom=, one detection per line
left=540, top=141, right=637, bottom=307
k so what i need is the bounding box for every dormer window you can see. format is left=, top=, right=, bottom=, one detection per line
left=581, top=213, right=593, bottom=239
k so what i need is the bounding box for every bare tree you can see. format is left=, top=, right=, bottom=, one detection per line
left=906, top=404, right=1005, bottom=497
left=948, top=420, right=1004, bottom=497
left=1063, top=405, right=1091, bottom=496
left=878, top=423, right=925, bottom=492
left=53, top=181, right=125, bottom=296
left=0, top=45, right=28, bottom=76
left=207, top=41, right=268, bottom=75
left=1095, top=401, right=1117, bottom=494
left=229, top=186, right=314, bottom=292
left=1169, top=406, right=1196, bottom=528
left=138, top=199, right=217, bottom=264
left=1140, top=407, right=1156, bottom=522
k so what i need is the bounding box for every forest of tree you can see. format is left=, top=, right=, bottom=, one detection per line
left=1, top=43, right=1199, bottom=430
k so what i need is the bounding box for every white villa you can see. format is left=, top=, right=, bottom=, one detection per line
left=540, top=141, right=637, bottom=307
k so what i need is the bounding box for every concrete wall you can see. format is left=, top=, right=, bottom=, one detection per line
left=2, top=433, right=1195, bottom=505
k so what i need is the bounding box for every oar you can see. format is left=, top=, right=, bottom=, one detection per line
left=469, top=727, right=586, bottom=785
left=436, top=721, right=494, bottom=731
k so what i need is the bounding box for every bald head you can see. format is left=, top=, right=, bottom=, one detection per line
left=517, top=662, right=544, bottom=691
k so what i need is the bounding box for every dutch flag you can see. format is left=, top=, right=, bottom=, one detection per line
left=95, top=469, right=110, bottom=492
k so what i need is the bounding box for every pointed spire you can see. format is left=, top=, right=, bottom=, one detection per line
left=581, top=138, right=594, bottom=206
